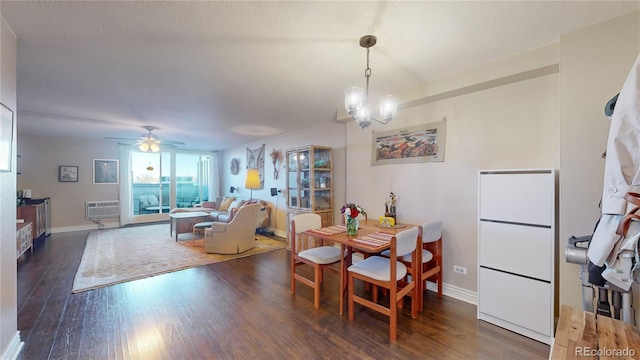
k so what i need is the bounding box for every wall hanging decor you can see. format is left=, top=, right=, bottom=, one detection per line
left=230, top=157, right=240, bottom=175
left=246, top=144, right=265, bottom=189
left=270, top=148, right=281, bottom=180
left=371, top=117, right=447, bottom=166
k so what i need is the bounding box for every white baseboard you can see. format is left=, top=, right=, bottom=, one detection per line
left=1, top=331, right=23, bottom=360
left=426, top=280, right=478, bottom=305
left=273, top=228, right=286, bottom=238
left=51, top=222, right=121, bottom=234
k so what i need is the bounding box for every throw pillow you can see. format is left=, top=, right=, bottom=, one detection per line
left=228, top=199, right=247, bottom=210
left=218, top=197, right=236, bottom=211
left=138, top=196, right=150, bottom=206
left=202, top=201, right=216, bottom=209
left=146, top=194, right=159, bottom=206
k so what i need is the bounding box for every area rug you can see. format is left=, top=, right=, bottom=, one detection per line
left=71, top=224, right=285, bottom=293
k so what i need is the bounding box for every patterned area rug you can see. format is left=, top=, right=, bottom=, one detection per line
left=72, top=224, right=285, bottom=293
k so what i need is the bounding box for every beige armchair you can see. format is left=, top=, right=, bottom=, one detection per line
left=204, top=203, right=262, bottom=254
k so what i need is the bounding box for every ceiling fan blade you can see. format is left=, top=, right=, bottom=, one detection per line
left=160, top=139, right=186, bottom=146
left=104, top=136, right=138, bottom=142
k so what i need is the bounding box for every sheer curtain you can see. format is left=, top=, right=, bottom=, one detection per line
left=118, top=144, right=133, bottom=226
left=209, top=151, right=220, bottom=201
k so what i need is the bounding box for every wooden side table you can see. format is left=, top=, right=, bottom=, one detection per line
left=169, top=212, right=211, bottom=241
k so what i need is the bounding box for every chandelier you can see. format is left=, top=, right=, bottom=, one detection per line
left=344, top=35, right=397, bottom=129
left=138, top=134, right=160, bottom=152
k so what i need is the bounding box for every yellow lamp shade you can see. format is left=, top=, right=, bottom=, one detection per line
left=245, top=168, right=261, bottom=189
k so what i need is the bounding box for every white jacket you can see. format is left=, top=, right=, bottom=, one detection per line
left=588, top=53, right=640, bottom=267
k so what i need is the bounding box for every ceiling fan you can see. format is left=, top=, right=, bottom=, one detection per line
left=105, top=126, right=186, bottom=152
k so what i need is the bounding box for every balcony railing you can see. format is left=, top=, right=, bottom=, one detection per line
left=132, top=182, right=208, bottom=215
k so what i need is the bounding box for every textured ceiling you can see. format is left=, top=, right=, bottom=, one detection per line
left=2, top=1, right=638, bottom=151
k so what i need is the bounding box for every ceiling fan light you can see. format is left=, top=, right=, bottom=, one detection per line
left=139, top=142, right=150, bottom=152
left=150, top=143, right=160, bottom=152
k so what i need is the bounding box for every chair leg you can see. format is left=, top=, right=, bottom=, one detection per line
left=313, top=263, right=321, bottom=309
left=291, top=259, right=296, bottom=295
left=437, top=268, right=443, bottom=298
left=348, top=273, right=355, bottom=320
left=389, top=287, right=398, bottom=342
left=373, top=285, right=379, bottom=303
left=411, top=276, right=423, bottom=319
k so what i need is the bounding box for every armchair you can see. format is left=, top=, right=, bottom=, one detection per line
left=204, top=203, right=262, bottom=254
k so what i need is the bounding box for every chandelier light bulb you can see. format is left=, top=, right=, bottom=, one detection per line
left=380, top=95, right=398, bottom=121
left=345, top=87, right=364, bottom=113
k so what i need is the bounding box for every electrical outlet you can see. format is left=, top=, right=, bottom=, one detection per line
left=453, top=265, right=467, bottom=275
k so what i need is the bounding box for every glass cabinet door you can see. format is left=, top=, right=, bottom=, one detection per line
left=287, top=152, right=298, bottom=208
left=313, top=147, right=331, bottom=211
left=286, top=146, right=331, bottom=211
left=298, top=149, right=310, bottom=209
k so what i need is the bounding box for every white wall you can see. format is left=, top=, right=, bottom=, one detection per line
left=346, top=46, right=560, bottom=297
left=221, top=122, right=346, bottom=238
left=559, top=11, right=640, bottom=311
left=0, top=13, right=21, bottom=359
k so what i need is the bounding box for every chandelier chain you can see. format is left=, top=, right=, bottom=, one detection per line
left=364, top=46, right=371, bottom=106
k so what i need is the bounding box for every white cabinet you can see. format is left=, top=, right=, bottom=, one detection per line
left=477, top=169, right=556, bottom=345
left=16, top=222, right=33, bottom=259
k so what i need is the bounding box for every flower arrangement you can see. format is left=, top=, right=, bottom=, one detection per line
left=386, top=192, right=397, bottom=206
left=341, top=203, right=366, bottom=219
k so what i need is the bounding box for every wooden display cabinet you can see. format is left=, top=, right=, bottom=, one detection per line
left=285, top=145, right=333, bottom=248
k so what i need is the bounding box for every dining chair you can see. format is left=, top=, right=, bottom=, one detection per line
left=420, top=221, right=443, bottom=303
left=381, top=220, right=443, bottom=310
left=291, top=213, right=343, bottom=309
left=347, top=226, right=420, bottom=342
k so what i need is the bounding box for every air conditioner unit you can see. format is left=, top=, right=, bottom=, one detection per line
left=86, top=200, right=120, bottom=219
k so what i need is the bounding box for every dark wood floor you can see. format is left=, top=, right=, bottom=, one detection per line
left=16, top=227, right=550, bottom=359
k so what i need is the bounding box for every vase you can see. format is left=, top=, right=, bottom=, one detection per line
left=389, top=205, right=396, bottom=223
left=346, top=217, right=358, bottom=236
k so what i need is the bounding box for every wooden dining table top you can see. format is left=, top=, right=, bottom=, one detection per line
left=303, top=219, right=418, bottom=253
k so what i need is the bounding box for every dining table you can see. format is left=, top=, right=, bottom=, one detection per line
left=303, top=219, right=421, bottom=315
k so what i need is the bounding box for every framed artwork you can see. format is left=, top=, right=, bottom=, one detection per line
left=0, top=103, right=14, bottom=172
left=59, top=165, right=79, bottom=182
left=93, top=159, right=119, bottom=184
left=371, top=119, right=446, bottom=166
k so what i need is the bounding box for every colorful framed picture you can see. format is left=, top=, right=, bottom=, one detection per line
left=59, top=165, right=79, bottom=182
left=93, top=159, right=119, bottom=184
left=371, top=119, right=446, bottom=166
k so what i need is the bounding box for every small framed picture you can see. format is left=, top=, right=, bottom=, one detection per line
left=59, top=165, right=78, bottom=182
left=93, top=159, right=119, bottom=184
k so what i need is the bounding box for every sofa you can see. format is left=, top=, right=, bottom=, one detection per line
left=137, top=193, right=170, bottom=214
left=204, top=203, right=262, bottom=254
left=169, top=196, right=270, bottom=229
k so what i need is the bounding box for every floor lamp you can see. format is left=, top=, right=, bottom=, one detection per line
left=245, top=168, right=261, bottom=202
